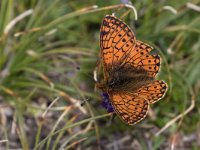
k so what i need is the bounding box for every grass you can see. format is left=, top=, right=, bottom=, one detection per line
left=0, top=0, right=200, bottom=149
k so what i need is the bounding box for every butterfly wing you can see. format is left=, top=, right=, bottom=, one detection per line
left=100, top=16, right=161, bottom=78
left=136, top=80, right=168, bottom=104
left=109, top=80, right=167, bottom=125
left=123, top=40, right=161, bottom=77
left=100, top=15, right=136, bottom=75
left=110, top=92, right=149, bottom=125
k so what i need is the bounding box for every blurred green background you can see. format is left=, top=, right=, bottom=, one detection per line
left=0, top=0, right=200, bottom=149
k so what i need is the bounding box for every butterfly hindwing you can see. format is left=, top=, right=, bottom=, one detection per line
left=136, top=80, right=168, bottom=104
left=122, top=41, right=161, bottom=77
left=110, top=92, right=149, bottom=125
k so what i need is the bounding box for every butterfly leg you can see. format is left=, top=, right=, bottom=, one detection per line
left=107, top=113, right=117, bottom=126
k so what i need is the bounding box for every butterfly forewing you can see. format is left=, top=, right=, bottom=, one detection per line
left=100, top=15, right=136, bottom=72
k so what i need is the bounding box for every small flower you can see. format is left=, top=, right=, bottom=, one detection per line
left=121, top=0, right=130, bottom=4
left=101, top=92, right=114, bottom=112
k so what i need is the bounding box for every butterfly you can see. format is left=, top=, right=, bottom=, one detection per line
left=96, top=15, right=168, bottom=125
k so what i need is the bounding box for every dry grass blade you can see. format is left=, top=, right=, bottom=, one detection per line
left=163, top=6, right=178, bottom=14
left=0, top=140, right=8, bottom=143
left=59, top=91, right=87, bottom=114
left=186, top=2, right=200, bottom=12
left=42, top=97, right=60, bottom=118
left=4, top=9, right=33, bottom=36
left=64, top=137, right=88, bottom=150
left=156, top=95, right=195, bottom=136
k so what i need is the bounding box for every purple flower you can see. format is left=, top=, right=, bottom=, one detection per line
left=101, top=92, right=114, bottom=112
left=121, top=0, right=130, bottom=4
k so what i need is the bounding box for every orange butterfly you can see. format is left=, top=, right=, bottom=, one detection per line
left=96, top=15, right=168, bottom=125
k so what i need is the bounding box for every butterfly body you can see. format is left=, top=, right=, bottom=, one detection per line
left=97, top=15, right=167, bottom=125
left=106, top=63, right=154, bottom=93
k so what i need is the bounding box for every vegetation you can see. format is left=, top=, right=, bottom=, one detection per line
left=0, top=0, right=199, bottom=149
